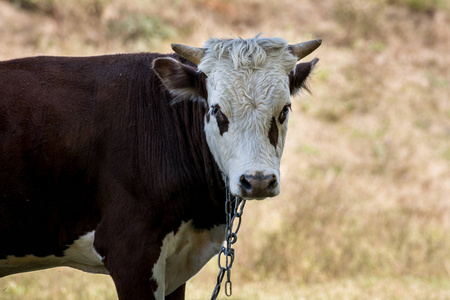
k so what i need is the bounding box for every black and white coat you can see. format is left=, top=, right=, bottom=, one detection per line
left=0, top=36, right=320, bottom=299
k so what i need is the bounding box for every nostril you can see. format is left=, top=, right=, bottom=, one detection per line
left=268, top=175, right=278, bottom=190
left=239, top=175, right=252, bottom=191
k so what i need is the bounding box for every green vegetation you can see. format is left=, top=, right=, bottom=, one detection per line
left=7, top=0, right=56, bottom=12
left=390, top=0, right=449, bottom=12
left=107, top=14, right=176, bottom=50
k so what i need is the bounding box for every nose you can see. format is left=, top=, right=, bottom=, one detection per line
left=239, top=171, right=278, bottom=199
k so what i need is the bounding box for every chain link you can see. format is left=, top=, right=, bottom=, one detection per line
left=211, top=188, right=246, bottom=300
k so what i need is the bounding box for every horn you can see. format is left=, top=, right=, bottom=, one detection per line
left=171, top=43, right=207, bottom=65
left=288, top=39, right=322, bottom=61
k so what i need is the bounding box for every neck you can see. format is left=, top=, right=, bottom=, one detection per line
left=170, top=99, right=228, bottom=228
left=134, top=74, right=227, bottom=229
left=115, top=54, right=227, bottom=230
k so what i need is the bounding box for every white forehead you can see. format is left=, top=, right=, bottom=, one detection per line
left=198, top=36, right=297, bottom=74
left=198, top=36, right=297, bottom=118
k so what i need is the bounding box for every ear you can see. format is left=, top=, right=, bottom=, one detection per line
left=289, top=58, right=319, bottom=96
left=152, top=57, right=208, bottom=102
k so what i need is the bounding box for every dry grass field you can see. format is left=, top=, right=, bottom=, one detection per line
left=1, top=0, right=450, bottom=299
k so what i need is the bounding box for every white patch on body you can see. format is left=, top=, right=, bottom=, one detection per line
left=63, top=230, right=106, bottom=274
left=0, top=230, right=107, bottom=277
left=152, top=220, right=226, bottom=299
left=198, top=37, right=297, bottom=196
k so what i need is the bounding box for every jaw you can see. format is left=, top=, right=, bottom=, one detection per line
left=235, top=189, right=280, bottom=201
left=241, top=195, right=275, bottom=201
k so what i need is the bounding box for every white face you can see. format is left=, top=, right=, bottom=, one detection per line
left=198, top=38, right=298, bottom=199
left=153, top=36, right=318, bottom=200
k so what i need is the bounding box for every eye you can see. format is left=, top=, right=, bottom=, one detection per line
left=210, top=104, right=229, bottom=136
left=211, top=105, right=222, bottom=118
left=279, top=104, right=291, bottom=124
left=281, top=104, right=291, bottom=115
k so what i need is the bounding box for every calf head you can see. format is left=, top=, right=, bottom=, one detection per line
left=153, top=36, right=321, bottom=200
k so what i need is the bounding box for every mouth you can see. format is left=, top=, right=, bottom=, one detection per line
left=243, top=196, right=268, bottom=201
left=233, top=191, right=279, bottom=201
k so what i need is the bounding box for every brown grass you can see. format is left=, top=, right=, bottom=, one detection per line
left=1, top=0, right=450, bottom=298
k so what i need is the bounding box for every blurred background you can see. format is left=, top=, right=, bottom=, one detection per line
left=1, top=0, right=449, bottom=299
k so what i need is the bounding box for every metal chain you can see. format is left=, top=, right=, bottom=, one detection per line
left=211, top=188, right=246, bottom=300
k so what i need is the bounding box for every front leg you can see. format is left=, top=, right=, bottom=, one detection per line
left=94, top=219, right=167, bottom=299
left=98, top=237, right=165, bottom=299
left=100, top=233, right=186, bottom=300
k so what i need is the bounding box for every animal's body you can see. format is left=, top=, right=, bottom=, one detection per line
left=0, top=36, right=321, bottom=299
